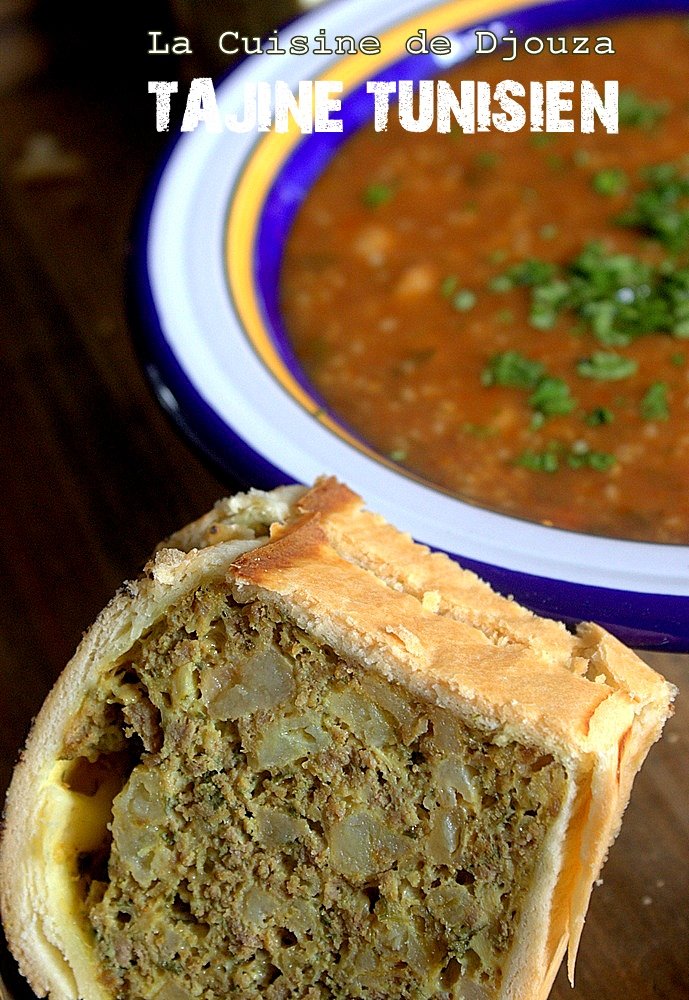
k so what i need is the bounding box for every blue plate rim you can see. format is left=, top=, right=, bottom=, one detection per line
left=129, top=0, right=689, bottom=651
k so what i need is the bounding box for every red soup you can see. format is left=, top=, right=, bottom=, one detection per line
left=281, top=17, right=689, bottom=543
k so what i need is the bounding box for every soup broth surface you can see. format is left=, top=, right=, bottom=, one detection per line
left=281, top=17, right=689, bottom=543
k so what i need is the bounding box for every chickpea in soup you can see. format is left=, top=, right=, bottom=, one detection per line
left=281, top=17, right=689, bottom=543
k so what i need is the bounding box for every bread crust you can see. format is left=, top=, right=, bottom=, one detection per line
left=0, top=478, right=675, bottom=1000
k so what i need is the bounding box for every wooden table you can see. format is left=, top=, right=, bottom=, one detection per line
left=0, top=6, right=686, bottom=998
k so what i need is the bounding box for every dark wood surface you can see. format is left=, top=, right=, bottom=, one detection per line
left=0, top=5, right=686, bottom=998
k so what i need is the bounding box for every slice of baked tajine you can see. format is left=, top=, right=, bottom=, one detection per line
left=0, top=478, right=675, bottom=1000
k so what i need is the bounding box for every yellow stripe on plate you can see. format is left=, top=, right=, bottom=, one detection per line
left=225, top=0, right=534, bottom=455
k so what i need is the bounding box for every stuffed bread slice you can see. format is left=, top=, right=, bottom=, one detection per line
left=0, top=478, right=675, bottom=1000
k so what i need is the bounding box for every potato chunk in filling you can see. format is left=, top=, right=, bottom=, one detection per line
left=61, top=585, right=568, bottom=1000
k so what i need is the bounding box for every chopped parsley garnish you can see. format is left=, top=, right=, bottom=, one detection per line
left=481, top=350, right=544, bottom=389
left=482, top=353, right=577, bottom=426
left=592, top=168, right=628, bottom=197
left=491, top=259, right=566, bottom=329
left=576, top=351, right=638, bottom=380
left=585, top=406, right=615, bottom=426
left=616, top=164, right=689, bottom=254
left=491, top=243, right=689, bottom=344
left=475, top=153, right=688, bottom=483
left=361, top=182, right=395, bottom=208
left=529, top=280, right=572, bottom=331
left=566, top=445, right=616, bottom=470
left=517, top=447, right=559, bottom=472
left=617, top=89, right=669, bottom=130
left=528, top=376, right=577, bottom=419
left=517, top=441, right=615, bottom=472
left=640, top=381, right=670, bottom=420
left=504, top=259, right=558, bottom=288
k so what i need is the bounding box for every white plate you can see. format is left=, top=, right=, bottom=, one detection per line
left=133, top=0, right=689, bottom=649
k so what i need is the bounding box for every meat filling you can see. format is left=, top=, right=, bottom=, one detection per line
left=59, top=583, right=568, bottom=1000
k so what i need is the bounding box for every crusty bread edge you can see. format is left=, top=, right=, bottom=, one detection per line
left=0, top=540, right=263, bottom=999
left=1, top=480, right=676, bottom=1000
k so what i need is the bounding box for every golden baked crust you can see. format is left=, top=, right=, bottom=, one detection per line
left=0, top=478, right=675, bottom=1000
